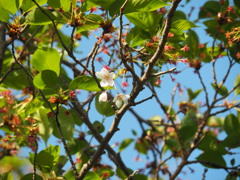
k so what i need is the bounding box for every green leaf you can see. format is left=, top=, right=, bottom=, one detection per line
left=48, top=0, right=71, bottom=12
left=199, top=1, right=221, bottom=19
left=211, top=83, right=228, bottom=96
left=109, top=0, right=169, bottom=16
left=34, top=107, right=53, bottom=144
left=224, top=114, right=240, bottom=135
left=53, top=155, right=68, bottom=175
left=230, top=158, right=235, bottom=166
left=88, top=0, right=115, bottom=10
left=172, top=10, right=187, bottom=21
left=29, top=150, right=55, bottom=173
left=2, top=69, right=30, bottom=90
left=234, top=74, right=240, bottom=95
left=95, top=93, right=115, bottom=116
left=33, top=70, right=59, bottom=90
left=234, top=0, right=240, bottom=8
left=0, top=171, right=13, bottom=180
left=0, top=0, right=21, bottom=15
left=64, top=170, right=75, bottom=180
left=69, top=75, right=103, bottom=92
left=67, top=139, right=88, bottom=155
left=135, top=138, right=150, bottom=154
left=116, top=168, right=132, bottom=179
left=26, top=7, right=57, bottom=25
left=83, top=172, right=101, bottom=180
left=88, top=121, right=105, bottom=134
left=126, top=11, right=162, bottom=34
left=22, top=0, right=48, bottom=12
left=32, top=47, right=60, bottom=76
left=187, top=88, right=202, bottom=101
left=223, top=132, right=240, bottom=148
left=196, top=151, right=226, bottom=168
left=179, top=111, right=198, bottom=143
left=198, top=133, right=227, bottom=155
left=20, top=174, right=43, bottom=180
left=225, top=174, right=237, bottom=180
left=119, top=138, right=134, bottom=152
left=171, top=20, right=198, bottom=32
left=84, top=14, right=104, bottom=24
left=207, top=116, right=224, bottom=127
left=126, top=27, right=150, bottom=47
left=51, top=107, right=75, bottom=140
left=133, top=174, right=148, bottom=180
left=0, top=8, right=11, bottom=22
left=183, top=30, right=200, bottom=58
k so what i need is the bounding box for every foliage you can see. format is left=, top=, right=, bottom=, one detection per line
left=0, top=0, right=239, bottom=179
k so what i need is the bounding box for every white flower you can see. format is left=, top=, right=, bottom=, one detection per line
left=99, top=92, right=108, bottom=102
left=113, top=94, right=130, bottom=108
left=96, top=68, right=115, bottom=87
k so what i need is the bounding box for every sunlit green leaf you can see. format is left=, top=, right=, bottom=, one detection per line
left=22, top=0, right=48, bottom=12
left=32, top=47, right=60, bottom=76
left=234, top=74, right=240, bottom=95
left=26, top=7, right=57, bottom=25
left=34, top=107, right=53, bottom=145
left=69, top=75, right=110, bottom=92
left=29, top=145, right=60, bottom=173
left=88, top=0, right=115, bottom=10
left=126, top=11, right=162, bottom=34
left=207, top=116, right=224, bottom=127
left=20, top=174, right=43, bottom=180
left=0, top=8, right=11, bottom=22
left=64, top=170, right=75, bottom=180
left=0, top=0, right=21, bottom=15
left=109, top=0, right=169, bottom=16
left=83, top=172, right=101, bottom=180
left=172, top=20, right=198, bottom=32
left=172, top=10, right=187, bottom=21
left=48, top=0, right=71, bottom=12
left=0, top=171, right=13, bottom=180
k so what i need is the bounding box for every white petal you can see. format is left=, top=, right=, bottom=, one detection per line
left=96, top=71, right=104, bottom=79
left=115, top=100, right=122, bottom=108
left=99, top=92, right=108, bottom=102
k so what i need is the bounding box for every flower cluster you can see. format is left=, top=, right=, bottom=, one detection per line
left=96, top=67, right=129, bottom=109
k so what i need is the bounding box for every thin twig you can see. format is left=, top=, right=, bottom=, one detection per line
left=33, top=139, right=38, bottom=180
left=151, top=67, right=176, bottom=77
left=31, top=0, right=91, bottom=74
left=132, top=93, right=155, bottom=106
left=126, top=170, right=140, bottom=180
left=196, top=70, right=210, bottom=108
left=202, top=168, right=208, bottom=180
left=118, top=0, right=140, bottom=82
left=55, top=103, right=79, bottom=177
left=11, top=40, right=79, bottom=177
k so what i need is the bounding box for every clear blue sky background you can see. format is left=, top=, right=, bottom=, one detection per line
left=16, top=0, right=239, bottom=179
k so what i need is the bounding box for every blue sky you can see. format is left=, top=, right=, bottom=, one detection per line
left=15, top=0, right=240, bottom=179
